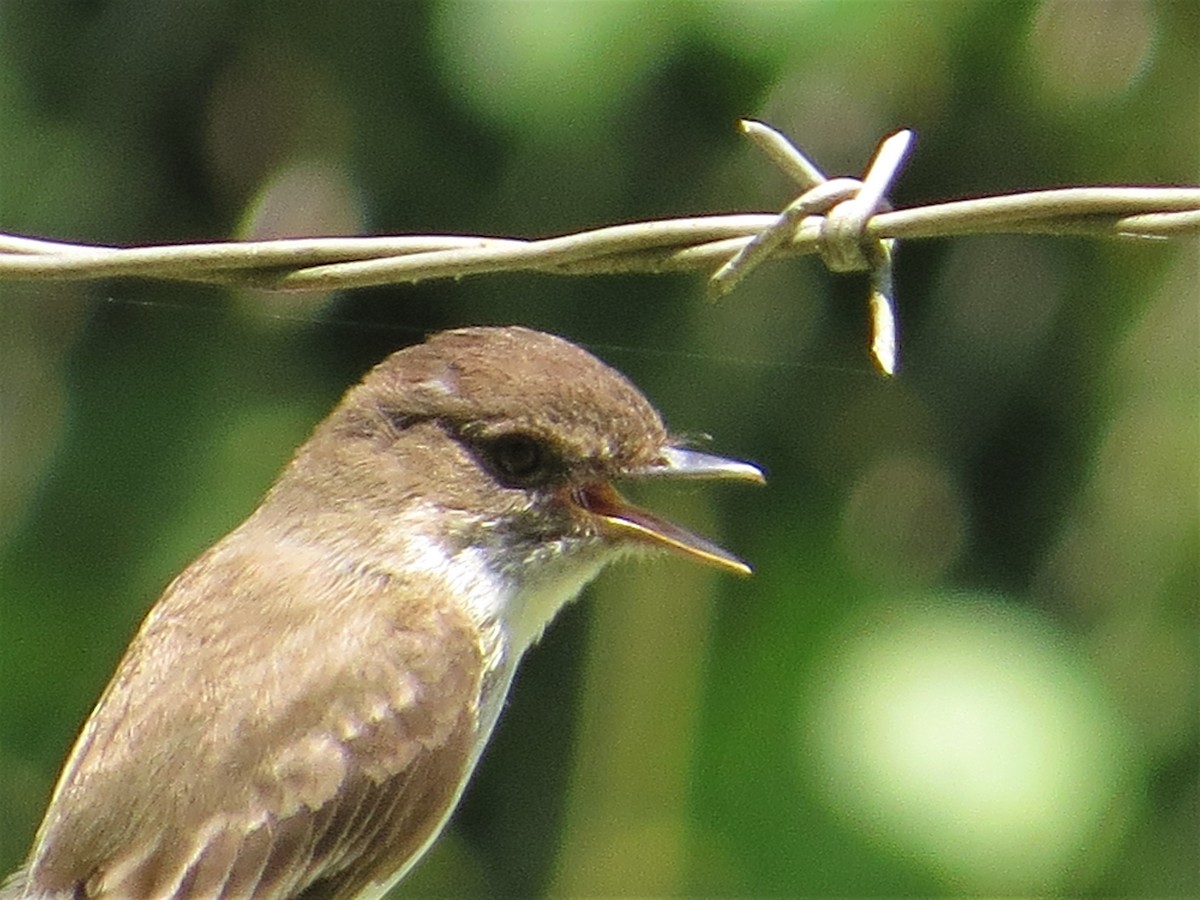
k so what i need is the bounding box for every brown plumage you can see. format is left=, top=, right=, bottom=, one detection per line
left=5, top=327, right=760, bottom=899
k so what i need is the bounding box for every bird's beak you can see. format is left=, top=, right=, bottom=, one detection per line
left=573, top=448, right=765, bottom=576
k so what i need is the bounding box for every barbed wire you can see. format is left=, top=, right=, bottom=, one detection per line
left=2, top=121, right=1197, bottom=374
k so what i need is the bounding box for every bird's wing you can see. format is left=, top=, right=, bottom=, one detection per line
left=22, top=533, right=489, bottom=900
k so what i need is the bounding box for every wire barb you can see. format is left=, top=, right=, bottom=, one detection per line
left=710, top=125, right=913, bottom=375
left=868, top=240, right=898, bottom=376
left=737, top=119, right=826, bottom=191
left=707, top=178, right=860, bottom=299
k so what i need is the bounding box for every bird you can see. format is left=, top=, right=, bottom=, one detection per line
left=3, top=325, right=763, bottom=900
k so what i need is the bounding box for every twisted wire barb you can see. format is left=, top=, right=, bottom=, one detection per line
left=2, top=123, right=1197, bottom=372
left=711, top=122, right=911, bottom=372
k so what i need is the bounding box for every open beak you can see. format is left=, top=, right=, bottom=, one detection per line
left=574, top=448, right=765, bottom=576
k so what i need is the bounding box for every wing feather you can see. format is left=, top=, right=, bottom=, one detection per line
left=21, top=526, right=489, bottom=899
left=218, top=825, right=274, bottom=899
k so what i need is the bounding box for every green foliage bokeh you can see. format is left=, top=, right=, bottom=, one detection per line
left=0, top=1, right=1196, bottom=896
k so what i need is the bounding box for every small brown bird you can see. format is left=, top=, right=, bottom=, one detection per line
left=4, top=326, right=762, bottom=899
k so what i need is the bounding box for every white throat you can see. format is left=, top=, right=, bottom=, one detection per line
left=386, top=503, right=618, bottom=666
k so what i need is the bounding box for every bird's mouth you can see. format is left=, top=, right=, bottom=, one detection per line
left=570, top=448, right=765, bottom=576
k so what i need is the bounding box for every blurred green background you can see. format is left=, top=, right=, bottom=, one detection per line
left=1, top=1, right=1196, bottom=896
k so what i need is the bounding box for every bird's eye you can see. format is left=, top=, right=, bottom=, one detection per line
left=477, top=433, right=560, bottom=487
